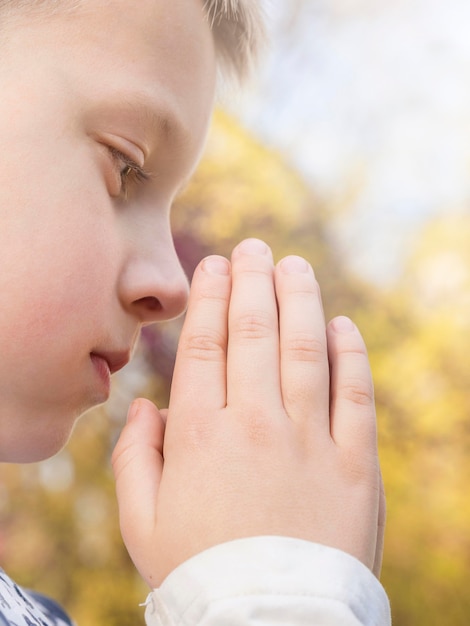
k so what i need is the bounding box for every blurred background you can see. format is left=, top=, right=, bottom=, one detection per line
left=2, top=1, right=470, bottom=624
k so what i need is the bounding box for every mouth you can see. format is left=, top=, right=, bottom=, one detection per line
left=89, top=349, right=131, bottom=401
left=90, top=350, right=130, bottom=375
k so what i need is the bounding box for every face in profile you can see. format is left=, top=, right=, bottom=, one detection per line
left=0, top=0, right=216, bottom=462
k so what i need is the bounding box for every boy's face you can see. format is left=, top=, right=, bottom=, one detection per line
left=0, top=0, right=216, bottom=462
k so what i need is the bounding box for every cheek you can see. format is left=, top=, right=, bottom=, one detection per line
left=33, top=232, right=117, bottom=325
left=0, top=214, right=118, bottom=432
left=0, top=247, right=116, bottom=387
left=1, top=195, right=119, bottom=341
left=0, top=119, right=122, bottom=371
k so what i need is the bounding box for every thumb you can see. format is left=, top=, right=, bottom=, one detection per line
left=112, top=398, right=165, bottom=562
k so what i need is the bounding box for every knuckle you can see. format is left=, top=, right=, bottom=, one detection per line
left=231, top=310, right=274, bottom=340
left=338, top=342, right=368, bottom=358
left=176, top=418, right=217, bottom=452
left=196, top=286, right=229, bottom=303
left=228, top=403, right=277, bottom=448
left=179, top=328, right=225, bottom=362
left=281, top=384, right=308, bottom=410
left=237, top=262, right=273, bottom=277
left=244, top=413, right=275, bottom=447
left=341, top=377, right=375, bottom=406
left=111, top=440, right=135, bottom=479
left=289, top=282, right=319, bottom=297
left=284, top=332, right=326, bottom=363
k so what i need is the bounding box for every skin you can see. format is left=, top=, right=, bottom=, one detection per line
left=0, top=0, right=384, bottom=589
left=0, top=0, right=215, bottom=461
left=113, top=240, right=386, bottom=585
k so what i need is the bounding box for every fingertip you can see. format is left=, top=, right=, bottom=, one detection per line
left=123, top=399, right=165, bottom=446
left=127, top=397, right=158, bottom=422
left=200, top=255, right=231, bottom=276
left=126, top=399, right=141, bottom=423
left=277, top=255, right=311, bottom=274
left=233, top=238, right=270, bottom=257
left=327, top=316, right=368, bottom=357
left=329, top=315, right=356, bottom=334
left=113, top=399, right=165, bottom=475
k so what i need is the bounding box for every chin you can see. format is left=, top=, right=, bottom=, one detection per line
left=0, top=406, right=83, bottom=464
left=2, top=434, right=72, bottom=464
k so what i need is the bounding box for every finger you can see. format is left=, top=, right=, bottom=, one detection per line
left=327, top=316, right=377, bottom=448
left=111, top=399, right=165, bottom=548
left=275, top=256, right=329, bottom=431
left=169, top=256, right=231, bottom=414
left=373, top=470, right=387, bottom=578
left=226, top=239, right=281, bottom=409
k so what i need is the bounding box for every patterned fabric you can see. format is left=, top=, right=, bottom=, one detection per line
left=0, top=570, right=73, bottom=626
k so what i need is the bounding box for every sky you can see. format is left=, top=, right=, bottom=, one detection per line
left=229, top=0, right=470, bottom=283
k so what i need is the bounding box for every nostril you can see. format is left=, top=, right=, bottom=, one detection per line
left=136, top=296, right=162, bottom=312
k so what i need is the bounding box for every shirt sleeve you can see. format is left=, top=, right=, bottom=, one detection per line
left=143, top=536, right=391, bottom=626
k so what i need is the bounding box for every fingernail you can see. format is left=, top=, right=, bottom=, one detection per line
left=331, top=316, right=356, bottom=333
left=280, top=255, right=310, bottom=274
left=202, top=256, right=230, bottom=275
left=237, top=238, right=269, bottom=255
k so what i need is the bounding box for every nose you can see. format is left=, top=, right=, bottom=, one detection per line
left=119, top=234, right=189, bottom=325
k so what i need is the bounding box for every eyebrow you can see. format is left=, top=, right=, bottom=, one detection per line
left=118, top=92, right=190, bottom=151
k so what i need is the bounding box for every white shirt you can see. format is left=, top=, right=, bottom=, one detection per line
left=144, top=536, right=391, bottom=626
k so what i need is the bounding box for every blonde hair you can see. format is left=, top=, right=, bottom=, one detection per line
left=203, top=0, right=265, bottom=81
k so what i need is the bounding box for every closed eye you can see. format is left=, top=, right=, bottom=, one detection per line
left=108, top=146, right=151, bottom=196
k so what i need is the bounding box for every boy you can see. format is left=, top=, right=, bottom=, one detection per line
left=0, top=0, right=391, bottom=624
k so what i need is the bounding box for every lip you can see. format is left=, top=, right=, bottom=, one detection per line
left=90, top=350, right=130, bottom=395
left=90, top=353, right=111, bottom=394
left=91, top=350, right=130, bottom=375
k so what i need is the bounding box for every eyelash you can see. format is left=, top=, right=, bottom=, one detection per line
left=108, top=146, right=150, bottom=195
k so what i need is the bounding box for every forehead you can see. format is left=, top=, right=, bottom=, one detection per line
left=89, top=0, right=215, bottom=127
left=5, top=0, right=216, bottom=149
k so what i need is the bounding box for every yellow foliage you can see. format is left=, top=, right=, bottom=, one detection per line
left=174, top=109, right=309, bottom=242
left=374, top=212, right=470, bottom=624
